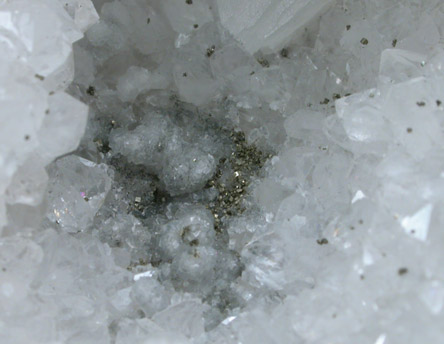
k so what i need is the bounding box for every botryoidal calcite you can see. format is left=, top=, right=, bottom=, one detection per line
left=2, top=0, right=444, bottom=343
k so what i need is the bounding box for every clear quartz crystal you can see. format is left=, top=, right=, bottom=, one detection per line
left=46, top=155, right=113, bottom=232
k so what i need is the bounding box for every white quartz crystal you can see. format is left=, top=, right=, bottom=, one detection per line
left=0, top=0, right=92, bottom=232
left=46, top=155, right=113, bottom=232
left=60, top=0, right=99, bottom=32
left=216, top=0, right=333, bottom=53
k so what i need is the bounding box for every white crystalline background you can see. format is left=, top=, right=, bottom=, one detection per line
left=1, top=0, right=444, bottom=343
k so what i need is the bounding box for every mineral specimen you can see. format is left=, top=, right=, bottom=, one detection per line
left=2, top=0, right=444, bottom=343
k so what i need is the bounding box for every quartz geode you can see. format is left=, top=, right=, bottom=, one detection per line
left=2, top=0, right=444, bottom=343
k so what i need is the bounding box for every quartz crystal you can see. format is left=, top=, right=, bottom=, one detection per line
left=216, top=0, right=333, bottom=53
left=2, top=0, right=444, bottom=343
left=46, top=155, right=113, bottom=232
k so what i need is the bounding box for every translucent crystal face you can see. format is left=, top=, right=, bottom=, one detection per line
left=45, top=155, right=113, bottom=232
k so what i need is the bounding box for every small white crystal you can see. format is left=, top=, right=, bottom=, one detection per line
left=162, top=0, right=213, bottom=34
left=217, top=0, right=332, bottom=53
left=379, top=49, right=426, bottom=85
left=420, top=280, right=444, bottom=315
left=0, top=1, right=83, bottom=76
left=351, top=190, right=366, bottom=204
left=401, top=203, right=433, bottom=242
left=134, top=270, right=155, bottom=281
left=152, top=300, right=209, bottom=338
left=46, top=156, right=113, bottom=232
left=116, top=66, right=152, bottom=102
left=374, top=334, right=387, bottom=344
left=59, top=0, right=99, bottom=32
left=130, top=278, right=170, bottom=317
left=5, top=158, right=48, bottom=206
left=37, top=92, right=88, bottom=164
